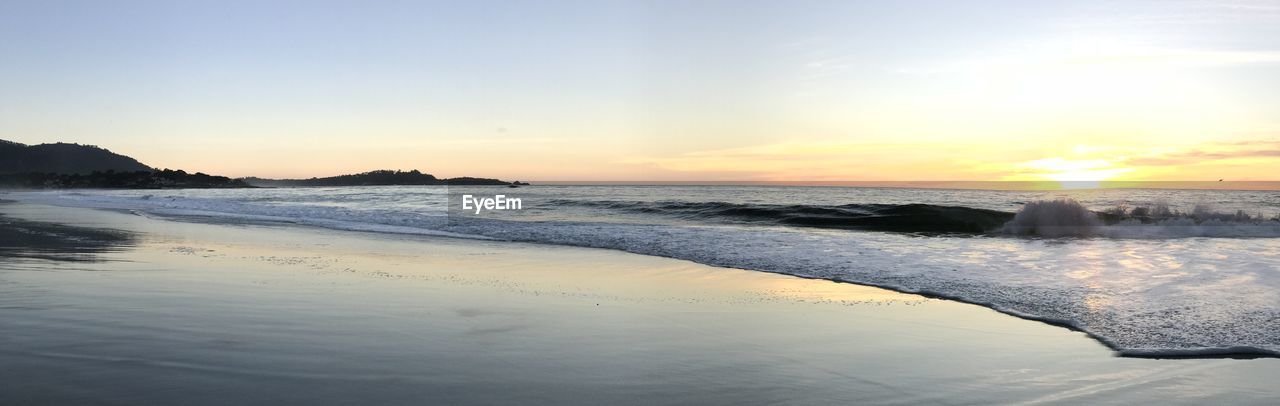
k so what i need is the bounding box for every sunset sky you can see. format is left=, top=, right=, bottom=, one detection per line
left=2, top=0, right=1278, bottom=181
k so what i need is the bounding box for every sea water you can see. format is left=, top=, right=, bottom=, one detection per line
left=8, top=185, right=1280, bottom=357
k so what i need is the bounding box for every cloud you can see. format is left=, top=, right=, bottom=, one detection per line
left=619, top=137, right=1280, bottom=181
left=1124, top=141, right=1280, bottom=166
left=893, top=46, right=1280, bottom=77
left=1070, top=2, right=1280, bottom=27
left=619, top=141, right=989, bottom=180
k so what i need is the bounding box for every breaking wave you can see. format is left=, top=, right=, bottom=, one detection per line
left=999, top=199, right=1103, bottom=237
left=548, top=200, right=1014, bottom=234
left=999, top=199, right=1280, bottom=238
left=554, top=199, right=1280, bottom=238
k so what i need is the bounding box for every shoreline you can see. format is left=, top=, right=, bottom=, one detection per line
left=10, top=194, right=1280, bottom=358
left=3, top=202, right=1280, bottom=403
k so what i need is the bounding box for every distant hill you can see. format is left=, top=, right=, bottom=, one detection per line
left=242, top=170, right=526, bottom=187
left=0, top=139, right=249, bottom=189
left=0, top=139, right=152, bottom=174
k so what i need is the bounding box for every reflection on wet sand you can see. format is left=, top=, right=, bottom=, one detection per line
left=0, top=208, right=135, bottom=261
left=2, top=202, right=1280, bottom=405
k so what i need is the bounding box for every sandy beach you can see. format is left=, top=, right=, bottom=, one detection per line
left=6, top=0, right=1280, bottom=403
left=0, top=201, right=1276, bottom=405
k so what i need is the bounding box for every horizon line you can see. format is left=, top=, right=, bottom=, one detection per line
left=515, top=180, right=1280, bottom=191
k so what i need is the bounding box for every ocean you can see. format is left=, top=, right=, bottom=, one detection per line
left=8, top=185, right=1280, bottom=358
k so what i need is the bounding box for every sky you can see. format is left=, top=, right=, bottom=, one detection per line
left=1, top=0, right=1278, bottom=181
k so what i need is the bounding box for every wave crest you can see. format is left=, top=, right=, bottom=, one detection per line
left=556, top=199, right=1280, bottom=238
left=549, top=200, right=1013, bottom=234
left=1001, top=199, right=1280, bottom=238
left=999, top=199, right=1102, bottom=237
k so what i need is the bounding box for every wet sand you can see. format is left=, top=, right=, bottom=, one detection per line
left=2, top=202, right=1278, bottom=405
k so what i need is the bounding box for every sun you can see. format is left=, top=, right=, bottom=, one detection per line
left=1008, top=157, right=1132, bottom=188
left=1043, top=168, right=1131, bottom=181
left=1045, top=169, right=1131, bottom=189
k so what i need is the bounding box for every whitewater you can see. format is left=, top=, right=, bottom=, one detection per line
left=6, top=185, right=1280, bottom=357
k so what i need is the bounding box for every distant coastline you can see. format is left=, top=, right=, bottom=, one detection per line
left=242, top=170, right=527, bottom=187
left=1, top=139, right=527, bottom=189
left=0, top=169, right=252, bottom=189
